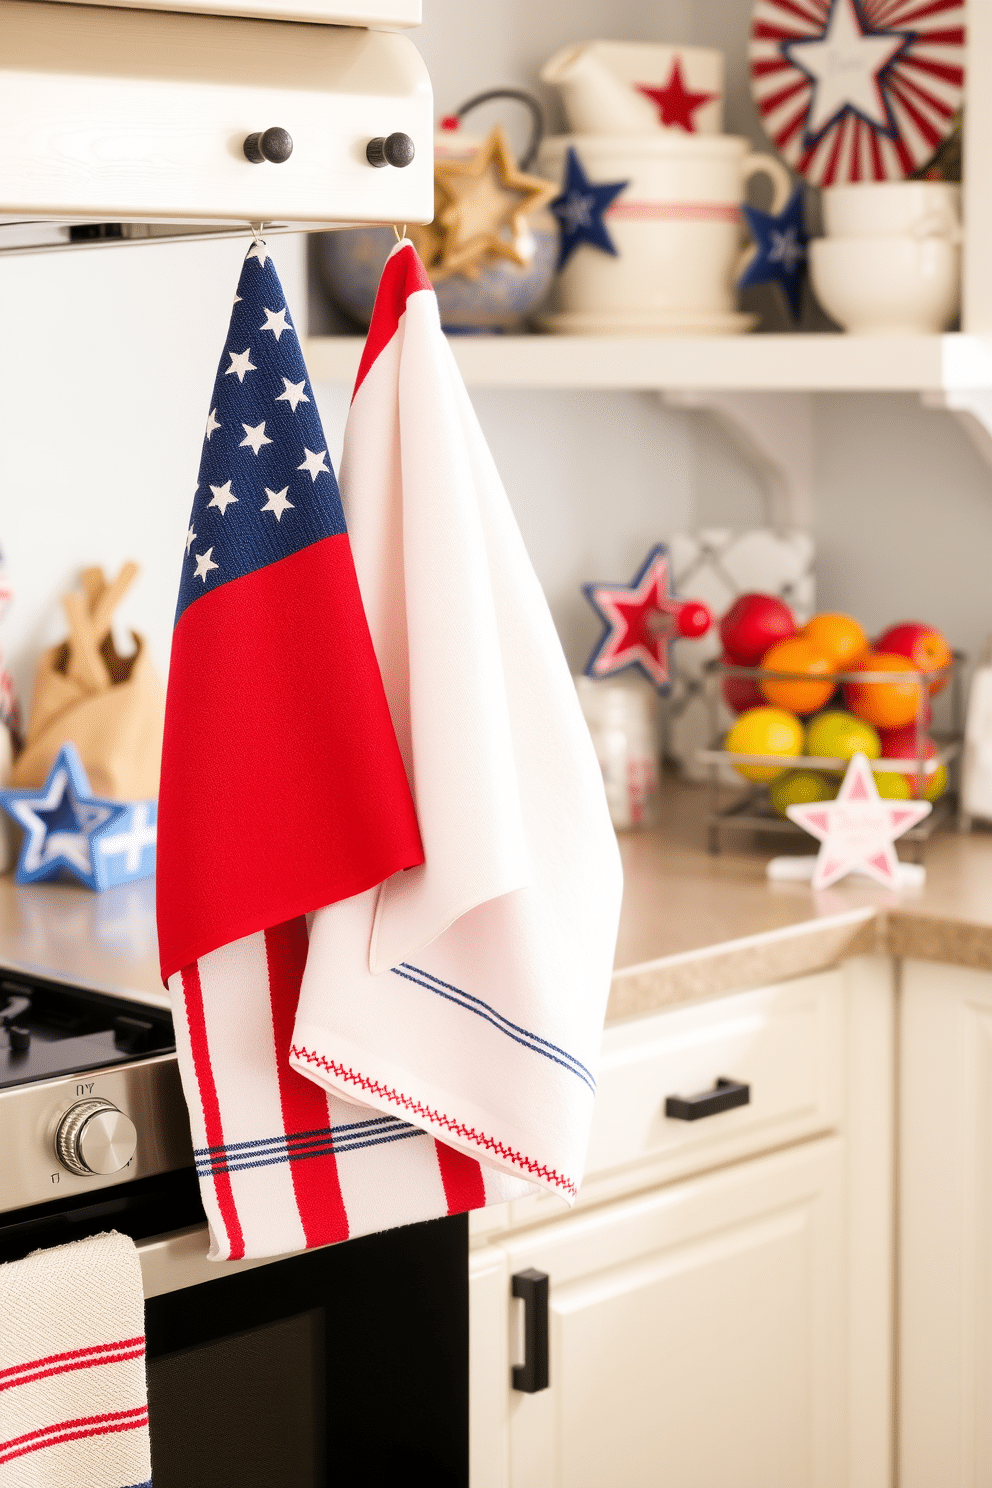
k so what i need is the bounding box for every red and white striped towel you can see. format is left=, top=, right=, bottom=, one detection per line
left=165, top=241, right=622, bottom=1260
left=0, top=1232, right=151, bottom=1488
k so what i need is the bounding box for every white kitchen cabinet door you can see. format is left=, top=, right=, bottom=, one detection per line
left=475, top=1137, right=847, bottom=1488
left=899, top=958, right=992, bottom=1488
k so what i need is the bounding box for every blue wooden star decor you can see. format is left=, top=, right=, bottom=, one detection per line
left=550, top=147, right=629, bottom=270
left=0, top=744, right=157, bottom=890
left=738, top=185, right=808, bottom=322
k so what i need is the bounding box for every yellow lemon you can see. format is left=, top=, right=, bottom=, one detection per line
left=725, top=706, right=804, bottom=783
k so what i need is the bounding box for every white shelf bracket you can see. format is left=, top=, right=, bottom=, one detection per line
left=662, top=389, right=813, bottom=531
left=921, top=389, right=992, bottom=472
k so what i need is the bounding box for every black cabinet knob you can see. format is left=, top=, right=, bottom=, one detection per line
left=366, top=132, right=416, bottom=169
left=244, top=127, right=294, bottom=165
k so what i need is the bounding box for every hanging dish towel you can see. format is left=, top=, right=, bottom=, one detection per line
left=158, top=241, right=621, bottom=1261
left=289, top=241, right=623, bottom=1203
left=0, top=1231, right=151, bottom=1488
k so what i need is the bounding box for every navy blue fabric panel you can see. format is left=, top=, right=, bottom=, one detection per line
left=175, top=243, right=347, bottom=625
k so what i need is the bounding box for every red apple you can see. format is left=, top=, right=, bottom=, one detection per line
left=720, top=658, right=765, bottom=714
left=719, top=593, right=796, bottom=668
left=875, top=622, right=952, bottom=694
left=879, top=725, right=947, bottom=798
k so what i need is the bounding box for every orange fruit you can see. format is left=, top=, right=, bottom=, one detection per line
left=799, top=613, right=868, bottom=672
left=843, top=652, right=924, bottom=730
left=759, top=638, right=835, bottom=716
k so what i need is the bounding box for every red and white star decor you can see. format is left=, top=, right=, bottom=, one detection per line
left=636, top=60, right=718, bottom=133
left=583, top=544, right=713, bottom=692
left=786, top=752, right=931, bottom=891
left=749, top=0, right=965, bottom=185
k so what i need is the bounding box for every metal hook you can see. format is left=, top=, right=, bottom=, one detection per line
left=393, top=224, right=408, bottom=244
left=249, top=221, right=265, bottom=245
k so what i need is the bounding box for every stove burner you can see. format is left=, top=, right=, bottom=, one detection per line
left=0, top=971, right=173, bottom=1089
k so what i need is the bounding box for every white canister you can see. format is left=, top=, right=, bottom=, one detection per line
left=576, top=676, right=660, bottom=831
left=541, top=40, right=724, bottom=136
left=538, top=134, right=791, bottom=331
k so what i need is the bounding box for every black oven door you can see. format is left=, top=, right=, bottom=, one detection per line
left=144, top=1212, right=469, bottom=1488
left=0, top=1169, right=468, bottom=1488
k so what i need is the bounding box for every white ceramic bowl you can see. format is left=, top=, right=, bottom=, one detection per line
left=821, top=182, right=961, bottom=241
left=809, top=234, right=960, bottom=335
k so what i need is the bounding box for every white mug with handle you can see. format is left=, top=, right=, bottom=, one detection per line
left=537, top=134, right=793, bottom=333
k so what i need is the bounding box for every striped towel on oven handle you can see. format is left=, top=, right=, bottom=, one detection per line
left=0, top=1231, right=151, bottom=1488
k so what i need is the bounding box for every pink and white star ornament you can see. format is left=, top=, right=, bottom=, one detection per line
left=786, top=752, right=930, bottom=891
left=749, top=0, right=965, bottom=185
left=583, top=544, right=713, bottom=693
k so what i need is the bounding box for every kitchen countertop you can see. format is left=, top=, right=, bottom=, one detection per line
left=2, top=783, right=992, bottom=1023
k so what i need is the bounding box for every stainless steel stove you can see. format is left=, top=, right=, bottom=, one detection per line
left=0, top=966, right=201, bottom=1263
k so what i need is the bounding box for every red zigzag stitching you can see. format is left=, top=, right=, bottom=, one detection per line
left=289, top=1045, right=578, bottom=1198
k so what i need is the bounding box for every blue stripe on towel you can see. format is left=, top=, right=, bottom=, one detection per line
left=194, top=1117, right=425, bottom=1178
left=391, top=963, right=596, bottom=1094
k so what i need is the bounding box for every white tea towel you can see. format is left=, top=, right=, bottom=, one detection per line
left=0, top=1232, right=150, bottom=1488
left=289, top=242, right=624, bottom=1203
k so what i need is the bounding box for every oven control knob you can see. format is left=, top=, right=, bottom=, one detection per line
left=55, top=1099, right=137, bottom=1176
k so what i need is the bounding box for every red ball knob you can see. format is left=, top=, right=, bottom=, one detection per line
left=677, top=601, right=712, bottom=639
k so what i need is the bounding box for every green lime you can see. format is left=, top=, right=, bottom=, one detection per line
left=874, top=770, right=912, bottom=800
left=805, top=710, right=881, bottom=773
left=769, top=769, right=837, bottom=817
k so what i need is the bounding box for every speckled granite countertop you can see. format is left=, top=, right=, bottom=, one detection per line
left=2, top=783, right=991, bottom=1023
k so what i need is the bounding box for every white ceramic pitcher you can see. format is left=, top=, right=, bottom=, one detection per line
left=540, top=40, right=724, bottom=136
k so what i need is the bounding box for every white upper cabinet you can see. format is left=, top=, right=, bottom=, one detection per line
left=37, top=0, right=420, bottom=26
left=0, top=0, right=432, bottom=230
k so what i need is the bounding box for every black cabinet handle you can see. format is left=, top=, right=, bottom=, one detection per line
left=367, top=132, right=416, bottom=168
left=511, top=1268, right=549, bottom=1393
left=665, top=1077, right=750, bottom=1122
left=244, top=127, right=293, bottom=164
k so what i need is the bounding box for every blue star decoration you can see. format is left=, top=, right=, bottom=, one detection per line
left=176, top=239, right=346, bottom=626
left=738, top=185, right=808, bottom=323
left=550, top=147, right=629, bottom=270
left=0, top=744, right=157, bottom=890
left=583, top=544, right=713, bottom=694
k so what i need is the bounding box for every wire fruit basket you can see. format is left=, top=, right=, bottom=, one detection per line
left=696, top=654, right=965, bottom=857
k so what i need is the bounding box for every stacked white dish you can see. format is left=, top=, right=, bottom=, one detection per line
left=810, top=182, right=961, bottom=336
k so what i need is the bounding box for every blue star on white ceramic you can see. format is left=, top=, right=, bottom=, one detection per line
left=0, top=744, right=156, bottom=890
left=783, top=0, right=911, bottom=145
left=550, top=147, right=629, bottom=270
left=739, top=185, right=808, bottom=322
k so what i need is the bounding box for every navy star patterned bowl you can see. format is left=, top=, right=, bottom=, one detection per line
left=316, top=222, right=559, bottom=335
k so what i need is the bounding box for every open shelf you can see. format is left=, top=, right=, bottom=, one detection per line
left=304, top=331, right=992, bottom=393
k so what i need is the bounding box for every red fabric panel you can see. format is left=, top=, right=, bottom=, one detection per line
left=157, top=534, right=423, bottom=981
left=265, top=919, right=349, bottom=1248
left=352, top=243, right=433, bottom=400
left=434, top=1139, right=487, bottom=1215
left=180, top=962, right=245, bottom=1259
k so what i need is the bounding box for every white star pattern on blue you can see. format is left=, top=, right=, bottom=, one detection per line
left=0, top=744, right=157, bottom=890
left=739, top=185, right=809, bottom=322
left=175, top=243, right=348, bottom=625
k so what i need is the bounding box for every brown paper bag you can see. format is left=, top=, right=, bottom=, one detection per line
left=11, top=563, right=165, bottom=800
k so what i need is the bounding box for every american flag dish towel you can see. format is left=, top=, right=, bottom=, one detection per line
left=0, top=1231, right=151, bottom=1488
left=157, top=240, right=622, bottom=1261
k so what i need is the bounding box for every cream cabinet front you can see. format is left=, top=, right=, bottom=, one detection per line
left=899, top=958, right=992, bottom=1488
left=475, top=1139, right=846, bottom=1488
left=0, top=0, right=432, bottom=230
left=471, top=958, right=896, bottom=1488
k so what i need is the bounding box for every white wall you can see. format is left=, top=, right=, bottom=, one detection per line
left=0, top=233, right=306, bottom=706
left=0, top=0, right=990, bottom=724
